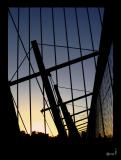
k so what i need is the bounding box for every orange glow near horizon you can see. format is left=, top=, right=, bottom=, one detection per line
left=18, top=104, right=58, bottom=136
left=11, top=82, right=88, bottom=137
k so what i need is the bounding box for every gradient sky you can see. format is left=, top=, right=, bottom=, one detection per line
left=8, top=7, right=104, bottom=136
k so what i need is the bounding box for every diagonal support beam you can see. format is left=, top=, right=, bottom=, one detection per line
left=31, top=40, right=67, bottom=138
left=54, top=85, right=80, bottom=139
left=9, top=52, right=99, bottom=86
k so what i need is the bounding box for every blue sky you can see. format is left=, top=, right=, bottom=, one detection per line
left=8, top=7, right=104, bottom=136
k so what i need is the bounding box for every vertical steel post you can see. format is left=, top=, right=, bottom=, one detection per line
left=63, top=8, right=75, bottom=123
left=17, top=8, right=19, bottom=121
left=40, top=8, right=46, bottom=134
left=28, top=8, right=32, bottom=135
left=75, top=8, right=89, bottom=119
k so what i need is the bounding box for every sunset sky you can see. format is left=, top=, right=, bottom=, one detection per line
left=8, top=7, right=104, bottom=136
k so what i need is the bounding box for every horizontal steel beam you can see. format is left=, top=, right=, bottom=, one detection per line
left=47, top=51, right=98, bottom=72
left=41, top=92, right=92, bottom=112
left=64, top=117, right=88, bottom=127
left=62, top=93, right=92, bottom=106
left=70, top=109, right=90, bottom=117
left=66, top=125, right=87, bottom=131
left=77, top=125, right=87, bottom=130
left=9, top=72, right=40, bottom=86
left=78, top=128, right=87, bottom=132
left=76, top=121, right=88, bottom=127
left=62, top=109, right=90, bottom=120
left=9, top=52, right=99, bottom=86
left=75, top=117, right=88, bottom=123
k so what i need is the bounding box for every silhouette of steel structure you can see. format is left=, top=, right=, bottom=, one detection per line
left=7, top=7, right=114, bottom=143
left=87, top=8, right=113, bottom=139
